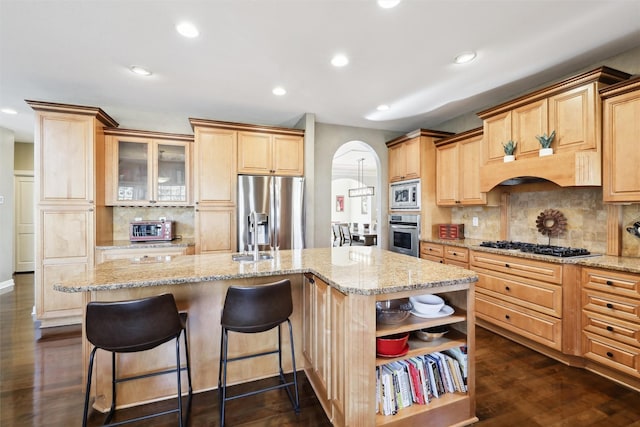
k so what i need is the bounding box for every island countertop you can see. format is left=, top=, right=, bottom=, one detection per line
left=54, top=246, right=478, bottom=295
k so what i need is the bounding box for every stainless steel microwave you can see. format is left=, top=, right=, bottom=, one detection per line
left=389, top=179, right=421, bottom=211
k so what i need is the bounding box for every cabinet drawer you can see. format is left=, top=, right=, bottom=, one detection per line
left=582, top=289, right=640, bottom=323
left=582, top=268, right=640, bottom=300
left=583, top=331, right=640, bottom=376
left=421, top=254, right=443, bottom=264
left=420, top=242, right=443, bottom=258
left=476, top=272, right=562, bottom=317
left=476, top=293, right=562, bottom=350
left=444, top=246, right=469, bottom=263
left=445, top=259, right=469, bottom=269
left=582, top=310, right=640, bottom=348
left=471, top=251, right=562, bottom=284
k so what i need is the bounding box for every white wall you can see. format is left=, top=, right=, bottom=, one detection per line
left=0, top=127, right=15, bottom=291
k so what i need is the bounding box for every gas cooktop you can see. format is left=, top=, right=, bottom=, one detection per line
left=478, top=240, right=591, bottom=257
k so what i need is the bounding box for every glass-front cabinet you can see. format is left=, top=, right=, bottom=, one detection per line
left=105, top=129, right=192, bottom=206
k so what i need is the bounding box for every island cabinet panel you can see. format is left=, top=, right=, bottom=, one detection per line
left=581, top=267, right=640, bottom=381
left=601, top=76, right=640, bottom=202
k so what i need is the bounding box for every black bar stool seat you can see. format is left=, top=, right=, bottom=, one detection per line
left=218, top=279, right=300, bottom=426
left=82, top=293, right=192, bottom=427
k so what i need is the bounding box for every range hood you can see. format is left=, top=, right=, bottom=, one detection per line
left=479, top=150, right=601, bottom=192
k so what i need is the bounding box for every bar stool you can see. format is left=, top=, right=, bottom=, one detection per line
left=82, top=293, right=193, bottom=427
left=218, top=279, right=300, bottom=426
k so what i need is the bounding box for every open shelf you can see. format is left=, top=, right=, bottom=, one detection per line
left=376, top=307, right=467, bottom=337
left=375, top=392, right=470, bottom=425
left=375, top=329, right=467, bottom=366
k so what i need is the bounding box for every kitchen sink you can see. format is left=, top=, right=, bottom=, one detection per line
left=231, top=252, right=274, bottom=262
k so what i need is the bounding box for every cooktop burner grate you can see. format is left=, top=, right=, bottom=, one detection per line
left=479, top=240, right=591, bottom=257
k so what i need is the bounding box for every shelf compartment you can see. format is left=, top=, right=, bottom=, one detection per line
left=376, top=307, right=467, bottom=337
left=376, top=392, right=471, bottom=425
left=375, top=330, right=467, bottom=366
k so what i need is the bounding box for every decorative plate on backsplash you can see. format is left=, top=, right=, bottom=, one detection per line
left=536, top=209, right=567, bottom=238
left=626, top=217, right=640, bottom=240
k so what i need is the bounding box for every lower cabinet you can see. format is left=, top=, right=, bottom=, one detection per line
left=471, top=250, right=564, bottom=351
left=581, top=267, right=640, bottom=382
left=420, top=242, right=469, bottom=269
left=95, top=245, right=194, bottom=264
left=303, top=273, right=476, bottom=426
left=194, top=207, right=236, bottom=254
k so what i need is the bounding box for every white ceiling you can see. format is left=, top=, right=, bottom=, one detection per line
left=1, top=0, right=640, bottom=144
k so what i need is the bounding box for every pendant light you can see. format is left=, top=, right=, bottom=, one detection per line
left=348, top=158, right=375, bottom=197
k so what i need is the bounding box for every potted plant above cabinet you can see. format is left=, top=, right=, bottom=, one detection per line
left=502, top=140, right=517, bottom=162
left=536, top=130, right=555, bottom=156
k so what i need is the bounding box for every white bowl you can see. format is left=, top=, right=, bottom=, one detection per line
left=409, top=294, right=445, bottom=315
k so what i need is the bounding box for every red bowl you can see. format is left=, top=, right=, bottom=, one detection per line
left=376, top=332, right=409, bottom=356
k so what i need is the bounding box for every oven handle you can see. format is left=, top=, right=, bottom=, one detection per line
left=389, top=223, right=418, bottom=228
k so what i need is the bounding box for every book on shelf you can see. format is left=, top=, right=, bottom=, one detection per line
left=444, top=345, right=468, bottom=384
left=390, top=361, right=413, bottom=409
left=425, top=355, right=446, bottom=396
left=433, top=352, right=456, bottom=394
left=406, top=358, right=426, bottom=404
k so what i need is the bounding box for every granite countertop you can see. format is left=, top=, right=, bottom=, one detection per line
left=54, top=246, right=477, bottom=296
left=95, top=238, right=196, bottom=250
left=420, top=237, right=640, bottom=274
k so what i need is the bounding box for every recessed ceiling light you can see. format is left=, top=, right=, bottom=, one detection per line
left=176, top=22, right=199, bottom=38
left=129, top=65, right=152, bottom=76
left=378, top=0, right=401, bottom=8
left=272, top=87, right=287, bottom=96
left=331, top=54, right=349, bottom=67
left=1, top=108, right=17, bottom=115
left=454, top=51, right=477, bottom=64
left=376, top=104, right=390, bottom=111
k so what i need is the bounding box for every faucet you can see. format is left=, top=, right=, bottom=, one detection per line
left=250, top=211, right=259, bottom=260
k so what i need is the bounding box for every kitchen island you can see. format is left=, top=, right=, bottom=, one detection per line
left=55, top=246, right=478, bottom=426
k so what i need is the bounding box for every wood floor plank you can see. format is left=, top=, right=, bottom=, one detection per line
left=2, top=273, right=640, bottom=426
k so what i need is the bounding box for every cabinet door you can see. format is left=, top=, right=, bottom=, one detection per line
left=330, top=287, right=346, bottom=426
left=483, top=111, right=511, bottom=164
left=194, top=128, right=237, bottom=205
left=603, top=89, right=640, bottom=202
left=458, top=135, right=486, bottom=205
left=273, top=134, right=304, bottom=176
left=37, top=112, right=94, bottom=203
left=194, top=206, right=236, bottom=253
left=112, top=138, right=152, bottom=205
left=403, top=138, right=421, bottom=180
left=548, top=83, right=597, bottom=153
left=388, top=143, right=406, bottom=182
left=313, top=277, right=331, bottom=404
left=302, top=274, right=315, bottom=366
left=512, top=99, right=548, bottom=157
left=237, top=132, right=273, bottom=174
left=436, top=143, right=459, bottom=206
left=155, top=141, right=189, bottom=205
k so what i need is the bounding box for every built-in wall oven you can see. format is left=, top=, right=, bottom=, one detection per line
left=388, top=214, right=420, bottom=257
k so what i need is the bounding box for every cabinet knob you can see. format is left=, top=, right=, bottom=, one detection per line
left=452, top=252, right=457, bottom=256
left=505, top=263, right=510, bottom=268
left=606, top=351, right=614, bottom=358
left=606, top=326, right=614, bottom=332
left=439, top=260, right=443, bottom=264
left=88, top=200, right=94, bottom=204
left=150, top=200, right=157, bottom=204
left=505, top=286, right=510, bottom=291
left=455, top=200, right=461, bottom=204
left=88, top=208, right=94, bottom=212
left=606, top=303, right=614, bottom=309
left=309, top=277, right=315, bottom=284
left=606, top=280, right=613, bottom=286
left=505, top=314, right=510, bottom=320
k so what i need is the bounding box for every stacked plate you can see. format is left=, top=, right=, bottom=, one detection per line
left=409, top=294, right=454, bottom=319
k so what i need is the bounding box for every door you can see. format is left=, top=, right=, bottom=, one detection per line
left=273, top=176, right=305, bottom=250
left=237, top=175, right=272, bottom=252
left=15, top=174, right=35, bottom=272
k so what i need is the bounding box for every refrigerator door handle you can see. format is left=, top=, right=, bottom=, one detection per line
left=271, top=179, right=278, bottom=249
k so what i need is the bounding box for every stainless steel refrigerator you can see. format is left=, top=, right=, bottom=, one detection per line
left=237, top=175, right=305, bottom=252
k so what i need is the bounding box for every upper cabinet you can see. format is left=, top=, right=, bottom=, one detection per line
left=600, top=76, right=640, bottom=203
left=237, top=129, right=304, bottom=176
left=436, top=128, right=489, bottom=206
left=104, top=129, right=193, bottom=206
left=478, top=66, right=630, bottom=191
left=388, top=137, right=421, bottom=182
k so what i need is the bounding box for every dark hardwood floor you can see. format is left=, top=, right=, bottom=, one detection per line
left=2, top=273, right=640, bottom=426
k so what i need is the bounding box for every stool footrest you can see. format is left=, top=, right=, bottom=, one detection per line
left=225, top=349, right=279, bottom=363
left=224, top=380, right=297, bottom=402
left=114, top=365, right=189, bottom=385
left=103, top=407, right=180, bottom=427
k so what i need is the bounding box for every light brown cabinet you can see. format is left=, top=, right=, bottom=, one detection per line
left=471, top=251, right=564, bottom=351
left=420, top=241, right=469, bottom=269
left=600, top=76, right=640, bottom=203
left=190, top=120, right=239, bottom=254
left=237, top=130, right=304, bottom=176
left=388, top=137, right=421, bottom=182
left=581, top=267, right=640, bottom=381
left=104, top=129, right=192, bottom=206
left=95, top=245, right=194, bottom=264
left=27, top=100, right=118, bottom=327
left=436, top=128, right=487, bottom=206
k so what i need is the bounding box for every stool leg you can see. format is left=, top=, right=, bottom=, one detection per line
left=82, top=347, right=98, bottom=427
left=182, top=329, right=193, bottom=395
left=219, top=328, right=229, bottom=427
left=287, top=319, right=300, bottom=414
left=175, top=338, right=183, bottom=427
left=104, top=351, right=117, bottom=424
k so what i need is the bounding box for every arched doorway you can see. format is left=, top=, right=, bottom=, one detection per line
left=331, top=141, right=380, bottom=246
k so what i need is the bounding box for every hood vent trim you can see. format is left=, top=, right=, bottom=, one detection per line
left=480, top=151, right=601, bottom=192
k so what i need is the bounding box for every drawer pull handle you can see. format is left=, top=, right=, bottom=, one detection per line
left=606, top=326, right=614, bottom=332
left=505, top=263, right=510, bottom=268
left=606, top=351, right=614, bottom=358
left=606, top=303, right=614, bottom=309
left=606, top=280, right=613, bottom=286
left=505, top=314, right=510, bottom=320
left=452, top=252, right=457, bottom=256
left=505, top=286, right=511, bottom=291
left=440, top=260, right=443, bottom=264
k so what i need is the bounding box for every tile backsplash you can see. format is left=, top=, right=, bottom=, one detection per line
left=452, top=187, right=640, bottom=257
left=112, top=207, right=195, bottom=240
